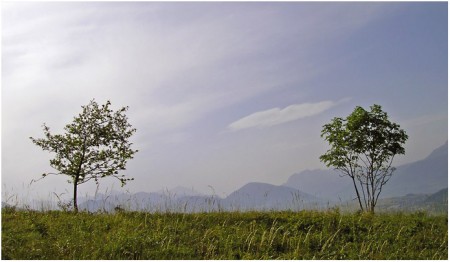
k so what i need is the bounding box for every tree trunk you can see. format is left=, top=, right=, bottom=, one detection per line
left=73, top=176, right=79, bottom=212
left=369, top=201, right=375, bottom=214
left=350, top=176, right=364, bottom=212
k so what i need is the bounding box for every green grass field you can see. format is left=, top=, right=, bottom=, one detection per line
left=2, top=208, right=447, bottom=259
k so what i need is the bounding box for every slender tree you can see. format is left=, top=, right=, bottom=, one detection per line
left=320, top=104, right=408, bottom=213
left=30, top=100, right=138, bottom=212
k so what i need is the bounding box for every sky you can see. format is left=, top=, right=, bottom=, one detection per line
left=2, top=2, right=448, bottom=201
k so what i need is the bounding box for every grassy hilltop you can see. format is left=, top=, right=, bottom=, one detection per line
left=2, top=208, right=447, bottom=260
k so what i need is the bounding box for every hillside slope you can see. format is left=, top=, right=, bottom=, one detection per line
left=382, top=142, right=447, bottom=197
left=284, top=142, right=448, bottom=201
left=283, top=169, right=353, bottom=201
left=223, top=182, right=323, bottom=211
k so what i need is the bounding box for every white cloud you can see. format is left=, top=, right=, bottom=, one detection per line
left=228, top=100, right=339, bottom=131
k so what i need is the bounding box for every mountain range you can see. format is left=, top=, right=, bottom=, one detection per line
left=376, top=188, right=448, bottom=214
left=382, top=141, right=448, bottom=197
left=223, top=182, right=323, bottom=211
left=75, top=142, right=447, bottom=212
left=283, top=142, right=448, bottom=201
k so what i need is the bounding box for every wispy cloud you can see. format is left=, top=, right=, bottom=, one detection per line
left=228, top=100, right=342, bottom=131
left=2, top=2, right=385, bottom=140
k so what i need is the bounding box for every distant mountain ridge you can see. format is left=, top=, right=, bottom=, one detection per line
left=284, top=142, right=448, bottom=201
left=427, top=141, right=447, bottom=159
left=157, top=186, right=205, bottom=197
left=223, top=182, right=324, bottom=211
left=78, top=182, right=323, bottom=212
left=376, top=188, right=447, bottom=213
left=283, top=169, right=351, bottom=201
left=73, top=142, right=447, bottom=212
left=382, top=142, right=448, bottom=197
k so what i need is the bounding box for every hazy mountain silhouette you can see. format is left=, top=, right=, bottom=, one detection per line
left=284, top=142, right=448, bottom=201
left=424, top=188, right=447, bottom=204
left=283, top=169, right=353, bottom=201
left=76, top=142, right=447, bottom=212
left=78, top=182, right=324, bottom=212
left=157, top=186, right=205, bottom=197
left=376, top=187, right=447, bottom=213
left=79, top=190, right=221, bottom=212
left=382, top=141, right=448, bottom=197
left=223, top=182, right=324, bottom=211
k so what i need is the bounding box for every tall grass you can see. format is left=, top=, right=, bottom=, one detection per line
left=2, top=208, right=447, bottom=259
left=2, top=185, right=447, bottom=259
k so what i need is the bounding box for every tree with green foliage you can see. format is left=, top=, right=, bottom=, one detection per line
left=320, top=104, right=408, bottom=213
left=30, top=100, right=138, bottom=212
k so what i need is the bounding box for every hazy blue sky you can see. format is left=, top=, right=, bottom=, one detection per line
left=2, top=2, right=447, bottom=199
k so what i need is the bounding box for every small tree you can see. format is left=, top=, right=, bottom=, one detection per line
left=30, top=100, right=138, bottom=212
left=320, top=104, right=408, bottom=213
